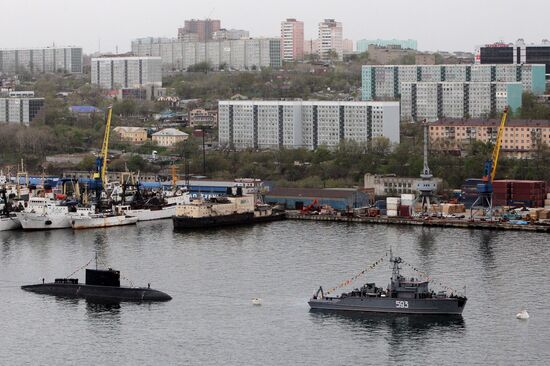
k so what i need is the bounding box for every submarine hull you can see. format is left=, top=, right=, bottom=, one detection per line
left=308, top=296, right=466, bottom=315
left=21, top=283, right=172, bottom=302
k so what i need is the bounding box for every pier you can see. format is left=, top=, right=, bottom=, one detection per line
left=285, top=211, right=550, bottom=232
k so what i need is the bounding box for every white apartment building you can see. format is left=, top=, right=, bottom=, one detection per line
left=318, top=19, right=343, bottom=62
left=362, top=64, right=546, bottom=100
left=131, top=37, right=282, bottom=71
left=0, top=47, right=83, bottom=74
left=400, top=82, right=523, bottom=122
left=91, top=56, right=162, bottom=89
left=0, top=97, right=45, bottom=125
left=218, top=101, right=399, bottom=150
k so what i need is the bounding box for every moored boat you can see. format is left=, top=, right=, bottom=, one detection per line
left=71, top=212, right=138, bottom=229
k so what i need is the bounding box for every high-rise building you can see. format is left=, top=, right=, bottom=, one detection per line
left=357, top=39, right=417, bottom=53
left=318, top=19, right=343, bottom=62
left=476, top=39, right=550, bottom=77
left=362, top=64, right=546, bottom=101
left=132, top=38, right=282, bottom=71
left=0, top=46, right=82, bottom=75
left=90, top=56, right=162, bottom=89
left=0, top=96, right=45, bottom=126
left=178, top=19, right=221, bottom=42
left=218, top=100, right=399, bottom=150
left=343, top=39, right=354, bottom=55
left=400, top=81, right=522, bottom=122
left=280, top=18, right=304, bottom=62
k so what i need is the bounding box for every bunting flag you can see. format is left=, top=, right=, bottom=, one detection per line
left=325, top=255, right=386, bottom=295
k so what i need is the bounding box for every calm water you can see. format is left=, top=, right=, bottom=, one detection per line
left=0, top=220, right=548, bottom=365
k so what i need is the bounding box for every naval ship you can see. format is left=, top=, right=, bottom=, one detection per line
left=309, top=252, right=467, bottom=315
left=22, top=264, right=171, bottom=302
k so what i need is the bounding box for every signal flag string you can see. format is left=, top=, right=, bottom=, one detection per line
left=325, top=255, right=386, bottom=296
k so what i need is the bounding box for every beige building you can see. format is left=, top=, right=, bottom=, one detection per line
left=364, top=173, right=442, bottom=196
left=415, top=53, right=436, bottom=65
left=112, top=127, right=148, bottom=143
left=367, top=44, right=416, bottom=64
left=152, top=128, right=188, bottom=147
left=189, top=108, right=218, bottom=128
left=429, top=119, right=550, bottom=157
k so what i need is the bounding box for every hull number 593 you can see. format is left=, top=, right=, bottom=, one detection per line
left=395, top=300, right=409, bottom=308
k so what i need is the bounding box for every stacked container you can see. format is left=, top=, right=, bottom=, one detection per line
left=386, top=197, right=400, bottom=217
left=491, top=180, right=546, bottom=208
left=400, top=194, right=415, bottom=217
left=545, top=193, right=550, bottom=210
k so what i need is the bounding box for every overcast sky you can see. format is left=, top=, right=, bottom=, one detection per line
left=2, top=0, right=549, bottom=54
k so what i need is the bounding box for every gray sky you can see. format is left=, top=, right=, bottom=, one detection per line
left=2, top=0, right=549, bottom=54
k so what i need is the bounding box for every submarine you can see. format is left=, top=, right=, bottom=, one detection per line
left=21, top=267, right=172, bottom=302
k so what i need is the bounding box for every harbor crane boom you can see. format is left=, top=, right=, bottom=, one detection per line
left=94, top=106, right=113, bottom=188
left=470, top=107, right=509, bottom=218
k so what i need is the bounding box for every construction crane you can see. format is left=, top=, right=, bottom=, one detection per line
left=470, top=107, right=509, bottom=219
left=93, top=106, right=113, bottom=203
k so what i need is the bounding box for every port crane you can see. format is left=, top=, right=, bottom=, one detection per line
left=470, top=107, right=509, bottom=219
left=93, top=106, right=113, bottom=204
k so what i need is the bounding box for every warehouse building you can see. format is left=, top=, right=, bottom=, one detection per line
left=400, top=81, right=522, bottom=122
left=218, top=100, right=400, bottom=150
left=361, top=64, right=546, bottom=101
left=264, top=187, right=369, bottom=211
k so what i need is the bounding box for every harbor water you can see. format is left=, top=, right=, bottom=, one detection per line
left=0, top=221, right=549, bottom=365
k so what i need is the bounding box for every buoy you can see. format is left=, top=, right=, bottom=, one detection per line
left=252, top=298, right=262, bottom=305
left=516, top=309, right=529, bottom=319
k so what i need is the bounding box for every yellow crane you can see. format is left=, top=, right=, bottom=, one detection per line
left=471, top=107, right=509, bottom=218
left=94, top=106, right=113, bottom=188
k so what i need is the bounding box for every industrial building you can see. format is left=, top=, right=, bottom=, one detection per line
left=361, top=64, right=546, bottom=101
left=91, top=56, right=162, bottom=90
left=0, top=46, right=82, bottom=75
left=218, top=100, right=400, bottom=150
left=400, top=81, right=522, bottom=122
left=0, top=96, right=45, bottom=125
left=429, top=119, right=550, bottom=157
left=264, top=187, right=369, bottom=211
left=131, top=37, right=282, bottom=71
left=477, top=39, right=550, bottom=76
left=357, top=39, right=417, bottom=53
left=364, top=173, right=442, bottom=196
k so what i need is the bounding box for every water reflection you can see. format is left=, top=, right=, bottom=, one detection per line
left=309, top=309, right=465, bottom=335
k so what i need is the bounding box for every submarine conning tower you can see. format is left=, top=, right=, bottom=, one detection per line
left=85, top=268, right=120, bottom=287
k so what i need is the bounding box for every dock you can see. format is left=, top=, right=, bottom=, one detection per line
left=285, top=211, right=550, bottom=233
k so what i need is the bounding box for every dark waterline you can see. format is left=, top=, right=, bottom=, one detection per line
left=0, top=220, right=548, bottom=365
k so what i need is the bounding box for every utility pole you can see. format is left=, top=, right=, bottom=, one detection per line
left=202, top=130, right=206, bottom=176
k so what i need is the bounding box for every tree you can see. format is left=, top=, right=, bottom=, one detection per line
left=187, top=62, right=212, bottom=73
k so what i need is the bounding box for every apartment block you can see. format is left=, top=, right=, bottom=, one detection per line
left=218, top=101, right=400, bottom=150
left=281, top=19, right=304, bottom=62
left=91, top=56, right=162, bottom=89
left=0, top=47, right=82, bottom=75
left=132, top=38, right=282, bottom=71
left=429, top=119, right=550, bottom=156
left=178, top=19, right=221, bottom=42
left=400, top=82, right=522, bottom=122
left=318, top=19, right=343, bottom=61
left=189, top=108, right=218, bottom=128
left=362, top=64, right=546, bottom=101
left=0, top=97, right=45, bottom=125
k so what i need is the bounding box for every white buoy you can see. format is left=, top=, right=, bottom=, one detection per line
left=516, top=309, right=529, bottom=319
left=252, top=298, right=262, bottom=306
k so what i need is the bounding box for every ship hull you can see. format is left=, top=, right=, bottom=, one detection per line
left=309, top=296, right=466, bottom=315
left=71, top=215, right=138, bottom=229
left=253, top=212, right=286, bottom=223
left=173, top=212, right=254, bottom=230
left=16, top=212, right=71, bottom=230
left=0, top=216, right=21, bottom=231
left=21, top=283, right=171, bottom=302
left=124, top=206, right=176, bottom=221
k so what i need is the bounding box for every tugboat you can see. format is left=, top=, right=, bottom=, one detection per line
left=21, top=259, right=171, bottom=302
left=309, top=251, right=467, bottom=315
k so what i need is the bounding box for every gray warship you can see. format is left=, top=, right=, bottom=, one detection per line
left=309, top=252, right=467, bottom=315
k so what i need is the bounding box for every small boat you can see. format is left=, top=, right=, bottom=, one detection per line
left=21, top=265, right=171, bottom=302
left=516, top=309, right=529, bottom=319
left=252, top=298, right=262, bottom=305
